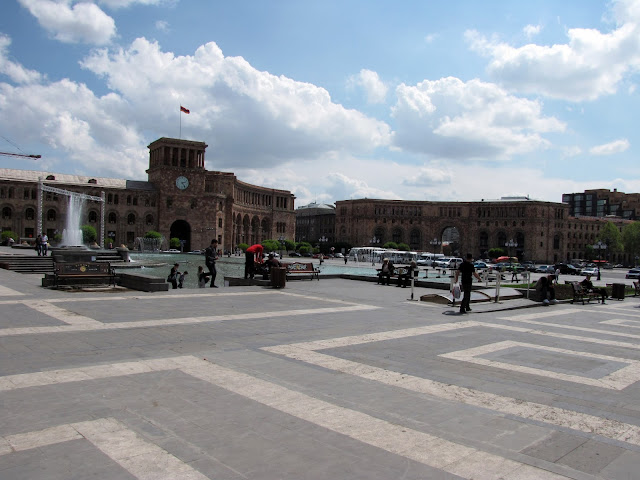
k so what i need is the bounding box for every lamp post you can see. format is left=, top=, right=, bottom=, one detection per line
left=370, top=235, right=380, bottom=265
left=430, top=237, right=441, bottom=255
left=318, top=235, right=327, bottom=264
left=593, top=240, right=606, bottom=281
left=278, top=235, right=285, bottom=260
left=505, top=239, right=518, bottom=264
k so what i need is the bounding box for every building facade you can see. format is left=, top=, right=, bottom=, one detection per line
left=562, top=189, right=640, bottom=220
left=294, top=202, right=336, bottom=244
left=335, top=197, right=633, bottom=264
left=0, top=137, right=296, bottom=252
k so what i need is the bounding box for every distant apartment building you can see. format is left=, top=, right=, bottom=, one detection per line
left=295, top=202, right=336, bottom=244
left=562, top=189, right=640, bottom=220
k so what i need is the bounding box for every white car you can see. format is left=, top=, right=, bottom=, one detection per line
left=435, top=257, right=463, bottom=268
left=581, top=267, right=599, bottom=276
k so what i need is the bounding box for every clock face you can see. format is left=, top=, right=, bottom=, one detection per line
left=175, top=176, right=189, bottom=190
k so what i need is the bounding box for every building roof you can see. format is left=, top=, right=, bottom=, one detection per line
left=296, top=202, right=335, bottom=211
left=0, top=168, right=154, bottom=191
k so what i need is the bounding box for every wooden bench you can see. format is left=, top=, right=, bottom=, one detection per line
left=568, top=281, right=600, bottom=304
left=283, top=262, right=319, bottom=280
left=54, top=262, right=115, bottom=288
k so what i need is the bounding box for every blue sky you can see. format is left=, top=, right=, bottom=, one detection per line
left=1, top=0, right=639, bottom=206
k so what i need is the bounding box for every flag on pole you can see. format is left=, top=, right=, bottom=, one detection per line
left=180, top=105, right=190, bottom=114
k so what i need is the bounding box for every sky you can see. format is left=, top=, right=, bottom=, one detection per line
left=1, top=0, right=640, bottom=207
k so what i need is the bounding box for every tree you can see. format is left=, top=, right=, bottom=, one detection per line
left=169, top=237, right=181, bottom=249
left=298, top=245, right=311, bottom=255
left=397, top=242, right=410, bottom=251
left=488, top=247, right=505, bottom=259
left=597, top=221, right=623, bottom=254
left=1, top=230, right=18, bottom=245
left=296, top=241, right=312, bottom=252
left=237, top=243, right=249, bottom=252
left=622, top=221, right=640, bottom=265
left=261, top=239, right=280, bottom=252
left=81, top=225, right=97, bottom=244
left=383, top=241, right=398, bottom=249
left=144, top=230, right=162, bottom=239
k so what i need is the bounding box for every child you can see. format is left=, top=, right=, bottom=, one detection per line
left=178, top=270, right=188, bottom=288
left=197, top=266, right=210, bottom=288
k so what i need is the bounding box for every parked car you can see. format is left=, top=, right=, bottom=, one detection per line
left=554, top=263, right=581, bottom=275
left=520, top=261, right=536, bottom=271
left=473, top=261, right=489, bottom=270
left=581, top=267, right=599, bottom=276
left=493, top=262, right=525, bottom=272
left=626, top=268, right=640, bottom=279
left=536, top=265, right=555, bottom=274
left=289, top=252, right=302, bottom=257
left=334, top=253, right=344, bottom=258
left=435, top=257, right=463, bottom=268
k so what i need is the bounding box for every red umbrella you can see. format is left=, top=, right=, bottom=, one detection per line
left=495, top=256, right=518, bottom=263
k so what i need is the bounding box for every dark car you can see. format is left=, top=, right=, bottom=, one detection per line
left=289, top=252, right=302, bottom=257
left=554, top=263, right=581, bottom=275
left=520, top=261, right=535, bottom=271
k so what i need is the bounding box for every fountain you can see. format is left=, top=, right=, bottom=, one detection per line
left=61, top=194, right=85, bottom=247
left=133, top=236, right=167, bottom=253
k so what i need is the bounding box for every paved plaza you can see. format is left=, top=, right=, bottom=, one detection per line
left=1, top=264, right=640, bottom=479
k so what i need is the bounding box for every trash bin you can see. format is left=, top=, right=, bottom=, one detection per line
left=271, top=267, right=286, bottom=289
left=611, top=283, right=625, bottom=300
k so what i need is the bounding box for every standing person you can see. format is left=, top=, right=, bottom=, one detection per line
left=178, top=271, right=188, bottom=289
left=454, top=253, right=481, bottom=314
left=204, top=239, right=219, bottom=288
left=197, top=266, right=210, bottom=288
left=244, top=244, right=264, bottom=279
left=344, top=255, right=348, bottom=265
left=555, top=266, right=561, bottom=284
left=41, top=233, right=49, bottom=256
left=35, top=234, right=42, bottom=256
left=167, top=263, right=180, bottom=289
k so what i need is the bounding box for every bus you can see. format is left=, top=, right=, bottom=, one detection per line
left=376, top=250, right=418, bottom=265
left=348, top=247, right=386, bottom=263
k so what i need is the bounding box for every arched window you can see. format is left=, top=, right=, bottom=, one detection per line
left=127, top=195, right=132, bottom=206
left=25, top=208, right=35, bottom=220
left=88, top=178, right=97, bottom=184
left=108, top=212, right=117, bottom=224
left=46, top=209, right=56, bottom=221
left=554, top=234, right=561, bottom=250
left=88, top=211, right=98, bottom=223
left=2, top=206, right=11, bottom=219
left=479, top=231, right=488, bottom=249
left=127, top=213, right=135, bottom=225
left=145, top=214, right=153, bottom=226
left=132, top=196, right=138, bottom=206
left=107, top=193, right=113, bottom=204
left=46, top=175, right=55, bottom=180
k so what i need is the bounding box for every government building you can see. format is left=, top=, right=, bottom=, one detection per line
left=0, top=137, right=296, bottom=252
left=335, top=197, right=634, bottom=265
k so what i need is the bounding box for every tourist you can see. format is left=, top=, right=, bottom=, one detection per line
left=204, top=239, right=219, bottom=287
left=536, top=274, right=557, bottom=305
left=41, top=233, right=49, bottom=256
left=454, top=254, right=481, bottom=314
left=35, top=234, right=42, bottom=256
left=167, top=263, right=180, bottom=289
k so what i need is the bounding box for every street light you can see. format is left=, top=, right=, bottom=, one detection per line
left=370, top=235, right=380, bottom=265
left=505, top=239, right=518, bottom=276
left=318, top=235, right=328, bottom=264
left=278, top=235, right=285, bottom=260
left=429, top=237, right=441, bottom=254
left=593, top=240, right=607, bottom=281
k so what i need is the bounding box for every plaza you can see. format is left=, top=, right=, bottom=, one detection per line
left=1, top=256, right=640, bottom=479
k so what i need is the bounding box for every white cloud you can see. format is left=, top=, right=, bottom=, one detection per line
left=466, top=1, right=640, bottom=101
left=99, top=0, right=168, bottom=8
left=18, top=0, right=116, bottom=45
left=0, top=34, right=43, bottom=84
left=424, top=33, right=438, bottom=44
left=155, top=20, right=169, bottom=32
left=523, top=24, right=542, bottom=39
left=347, top=69, right=388, bottom=104
left=589, top=138, right=630, bottom=155
left=391, top=77, right=565, bottom=161
left=560, top=145, right=582, bottom=158
left=402, top=163, right=453, bottom=187
left=80, top=38, right=391, bottom=168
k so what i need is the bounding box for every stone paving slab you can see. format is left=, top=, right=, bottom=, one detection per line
left=2, top=267, right=640, bottom=479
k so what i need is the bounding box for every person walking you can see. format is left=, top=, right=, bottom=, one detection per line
left=454, top=253, right=481, bottom=314
left=41, top=233, right=49, bottom=256
left=204, top=239, right=219, bottom=287
left=167, top=263, right=180, bottom=289
left=35, top=234, right=42, bottom=256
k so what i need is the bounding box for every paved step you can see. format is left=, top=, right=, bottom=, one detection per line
left=0, top=255, right=55, bottom=274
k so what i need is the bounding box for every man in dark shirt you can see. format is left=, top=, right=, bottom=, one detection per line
left=581, top=274, right=607, bottom=304
left=204, top=239, right=219, bottom=287
left=454, top=253, right=481, bottom=314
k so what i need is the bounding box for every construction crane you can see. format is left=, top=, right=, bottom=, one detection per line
left=0, top=151, right=41, bottom=159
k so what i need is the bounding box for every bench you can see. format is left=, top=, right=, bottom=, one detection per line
left=54, top=262, right=115, bottom=288
left=569, top=281, right=600, bottom=304
left=283, top=262, right=319, bottom=280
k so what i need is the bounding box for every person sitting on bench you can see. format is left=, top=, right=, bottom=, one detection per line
left=581, top=274, right=607, bottom=304
left=536, top=274, right=557, bottom=305
left=377, top=258, right=394, bottom=285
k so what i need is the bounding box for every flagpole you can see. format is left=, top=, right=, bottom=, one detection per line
left=179, top=105, right=182, bottom=139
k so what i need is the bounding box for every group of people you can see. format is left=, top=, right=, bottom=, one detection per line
left=167, top=239, right=220, bottom=289
left=243, top=244, right=282, bottom=279
left=35, top=233, right=49, bottom=256
left=376, top=258, right=418, bottom=288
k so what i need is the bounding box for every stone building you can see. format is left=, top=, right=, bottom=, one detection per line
left=294, top=202, right=336, bottom=244
left=335, top=197, right=633, bottom=264
left=562, top=189, right=640, bottom=220
left=0, top=137, right=296, bottom=252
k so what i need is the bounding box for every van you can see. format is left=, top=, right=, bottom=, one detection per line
left=417, top=253, right=444, bottom=266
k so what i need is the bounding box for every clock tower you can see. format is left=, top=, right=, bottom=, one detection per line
left=147, top=137, right=209, bottom=251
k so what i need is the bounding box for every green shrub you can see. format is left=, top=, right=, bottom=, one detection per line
left=1, top=231, right=18, bottom=245
left=169, top=237, right=181, bottom=249
left=237, top=243, right=249, bottom=252
left=144, top=230, right=162, bottom=239
left=81, top=225, right=97, bottom=243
